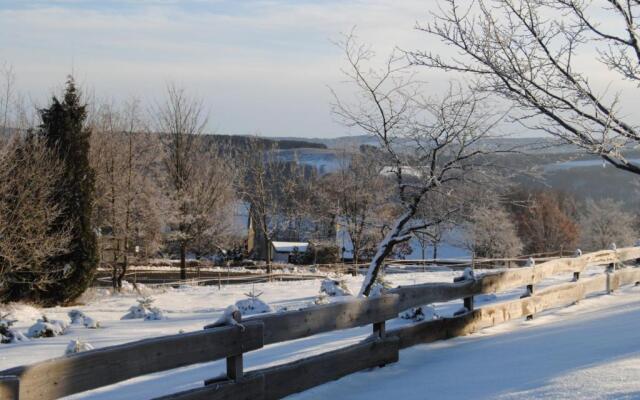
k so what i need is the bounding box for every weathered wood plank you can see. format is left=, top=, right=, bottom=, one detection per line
left=392, top=248, right=640, bottom=310
left=0, top=376, right=19, bottom=400
left=1, top=321, right=264, bottom=400
left=391, top=280, right=591, bottom=348
left=390, top=269, right=534, bottom=310
left=153, top=374, right=265, bottom=400
left=245, top=337, right=399, bottom=400
left=581, top=274, right=607, bottom=294
left=612, top=267, right=640, bottom=287
left=248, top=294, right=399, bottom=345
left=391, top=280, right=475, bottom=311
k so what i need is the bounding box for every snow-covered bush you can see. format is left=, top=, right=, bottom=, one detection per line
left=121, top=297, right=163, bottom=320
left=400, top=305, right=438, bottom=322
left=320, top=278, right=352, bottom=297
left=0, top=313, right=28, bottom=344
left=83, top=316, right=101, bottom=328
left=28, top=316, right=69, bottom=338
left=121, top=304, right=147, bottom=320
left=369, top=275, right=393, bottom=298
left=453, top=267, right=476, bottom=283
left=313, top=293, right=330, bottom=305
left=235, top=289, right=272, bottom=316
left=68, top=310, right=101, bottom=328
left=68, top=309, right=86, bottom=324
left=144, top=307, right=166, bottom=321
left=65, top=339, right=94, bottom=355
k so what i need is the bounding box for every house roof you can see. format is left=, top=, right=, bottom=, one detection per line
left=271, top=241, right=309, bottom=253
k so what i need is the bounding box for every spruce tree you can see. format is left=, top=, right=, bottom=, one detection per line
left=37, top=77, right=97, bottom=305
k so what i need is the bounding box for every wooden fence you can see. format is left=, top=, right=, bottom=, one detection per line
left=2, top=247, right=640, bottom=400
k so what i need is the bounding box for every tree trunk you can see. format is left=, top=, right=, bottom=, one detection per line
left=432, top=244, right=438, bottom=260
left=264, top=235, right=272, bottom=275
left=353, top=249, right=358, bottom=277
left=180, top=242, right=187, bottom=280
left=117, top=243, right=128, bottom=290
left=359, top=209, right=415, bottom=296
left=111, top=266, right=118, bottom=291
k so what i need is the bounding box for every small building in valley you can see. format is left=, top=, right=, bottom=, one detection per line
left=271, top=241, right=309, bottom=263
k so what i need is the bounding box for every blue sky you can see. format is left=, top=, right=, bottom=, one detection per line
left=0, top=0, right=436, bottom=137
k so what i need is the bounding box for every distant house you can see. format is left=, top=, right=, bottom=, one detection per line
left=271, top=241, right=309, bottom=263
left=246, top=205, right=335, bottom=261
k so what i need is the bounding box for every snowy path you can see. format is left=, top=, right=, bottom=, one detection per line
left=292, top=285, right=640, bottom=400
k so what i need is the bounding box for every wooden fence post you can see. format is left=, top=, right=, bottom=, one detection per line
left=226, top=354, right=244, bottom=382
left=0, top=376, right=19, bottom=400
left=520, top=284, right=534, bottom=320
left=607, top=263, right=615, bottom=294
left=463, top=296, right=474, bottom=313
left=453, top=273, right=474, bottom=315
left=373, top=321, right=386, bottom=338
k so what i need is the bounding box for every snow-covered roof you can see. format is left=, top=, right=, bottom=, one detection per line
left=380, top=166, right=422, bottom=177
left=271, top=241, right=309, bottom=253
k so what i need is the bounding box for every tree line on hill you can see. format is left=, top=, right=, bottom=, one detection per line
left=0, top=72, right=637, bottom=305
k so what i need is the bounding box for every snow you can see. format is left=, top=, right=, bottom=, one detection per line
left=66, top=339, right=95, bottom=355
left=235, top=297, right=273, bottom=315
left=27, top=317, right=69, bottom=338
left=320, top=278, right=353, bottom=296
left=399, top=305, right=438, bottom=322
left=292, top=284, right=640, bottom=400
left=204, top=305, right=244, bottom=330
left=69, top=310, right=101, bottom=328
left=0, top=265, right=638, bottom=399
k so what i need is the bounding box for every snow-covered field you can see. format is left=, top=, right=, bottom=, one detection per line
left=1, top=265, right=636, bottom=399
left=294, top=284, right=640, bottom=400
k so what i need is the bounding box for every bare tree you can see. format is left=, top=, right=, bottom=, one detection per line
left=0, top=135, right=71, bottom=302
left=415, top=0, right=640, bottom=174
left=178, top=147, right=236, bottom=257
left=0, top=63, right=15, bottom=136
left=507, top=189, right=579, bottom=255
left=154, top=84, right=234, bottom=279
left=579, top=198, right=636, bottom=250
left=463, top=203, right=523, bottom=259
left=413, top=190, right=458, bottom=259
left=237, top=137, right=308, bottom=272
left=322, top=150, right=392, bottom=266
left=91, top=99, right=162, bottom=289
left=333, top=33, right=505, bottom=296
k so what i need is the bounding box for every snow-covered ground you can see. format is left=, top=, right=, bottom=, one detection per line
left=294, top=284, right=640, bottom=400
left=0, top=265, right=635, bottom=399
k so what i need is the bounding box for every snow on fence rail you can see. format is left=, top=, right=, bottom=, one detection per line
left=2, top=247, right=640, bottom=400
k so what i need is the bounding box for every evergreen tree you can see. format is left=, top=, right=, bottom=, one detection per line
left=37, top=77, right=97, bottom=305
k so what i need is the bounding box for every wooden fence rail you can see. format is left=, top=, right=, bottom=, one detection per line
left=2, top=247, right=640, bottom=400
left=0, top=322, right=264, bottom=400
